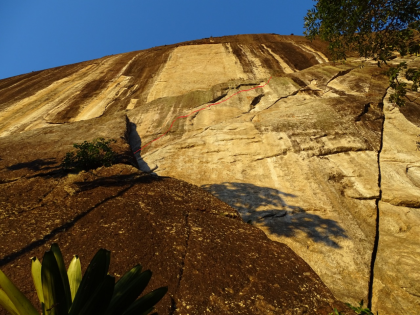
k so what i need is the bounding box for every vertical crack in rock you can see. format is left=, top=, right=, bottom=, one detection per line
left=367, top=89, right=387, bottom=309
left=170, top=212, right=191, bottom=315
left=355, top=103, right=372, bottom=122
left=170, top=297, right=177, bottom=314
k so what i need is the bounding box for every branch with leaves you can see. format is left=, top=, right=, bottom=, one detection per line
left=387, top=61, right=420, bottom=107
left=304, top=0, right=420, bottom=151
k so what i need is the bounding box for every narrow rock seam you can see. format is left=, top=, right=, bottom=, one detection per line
left=261, top=89, right=300, bottom=112
left=326, top=68, right=354, bottom=85
left=367, top=88, right=387, bottom=309
left=169, top=212, right=191, bottom=315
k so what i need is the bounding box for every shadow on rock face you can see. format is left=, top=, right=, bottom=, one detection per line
left=7, top=158, right=58, bottom=171
left=201, top=182, right=348, bottom=248
left=5, top=158, right=66, bottom=179
left=73, top=172, right=162, bottom=192
left=128, top=121, right=158, bottom=173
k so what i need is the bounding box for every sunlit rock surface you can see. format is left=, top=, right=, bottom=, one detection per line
left=1, top=33, right=419, bottom=314
left=371, top=58, right=420, bottom=315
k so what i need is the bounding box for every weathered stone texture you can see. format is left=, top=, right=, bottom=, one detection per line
left=132, top=62, right=389, bottom=306
left=0, top=116, right=351, bottom=315
left=1, top=33, right=420, bottom=314
left=371, top=80, right=420, bottom=315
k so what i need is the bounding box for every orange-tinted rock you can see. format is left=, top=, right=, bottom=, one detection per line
left=0, top=116, right=351, bottom=314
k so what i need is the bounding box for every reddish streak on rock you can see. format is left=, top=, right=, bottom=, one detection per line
left=134, top=76, right=272, bottom=153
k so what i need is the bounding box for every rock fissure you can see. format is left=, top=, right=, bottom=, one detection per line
left=326, top=68, right=354, bottom=85
left=250, top=94, right=264, bottom=107
left=235, top=82, right=261, bottom=89
left=264, top=90, right=300, bottom=111
left=209, top=93, right=228, bottom=104
left=367, top=89, right=387, bottom=309
left=191, top=126, right=211, bottom=138
left=312, top=147, right=372, bottom=157
left=36, top=179, right=62, bottom=204
left=44, top=121, right=67, bottom=125
left=253, top=152, right=287, bottom=161
left=0, top=178, right=20, bottom=185
left=0, top=183, right=133, bottom=267
left=101, top=99, right=116, bottom=116
left=355, top=103, right=372, bottom=122
left=170, top=211, right=191, bottom=315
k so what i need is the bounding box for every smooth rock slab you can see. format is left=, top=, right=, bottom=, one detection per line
left=372, top=87, right=420, bottom=315
left=137, top=64, right=387, bottom=305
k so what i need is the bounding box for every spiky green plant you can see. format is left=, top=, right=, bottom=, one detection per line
left=0, top=243, right=167, bottom=315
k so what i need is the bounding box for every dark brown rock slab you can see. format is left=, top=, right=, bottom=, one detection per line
left=0, top=164, right=351, bottom=315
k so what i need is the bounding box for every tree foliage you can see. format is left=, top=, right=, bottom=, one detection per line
left=304, top=0, right=420, bottom=62
left=386, top=61, right=420, bottom=106
left=304, top=0, right=420, bottom=110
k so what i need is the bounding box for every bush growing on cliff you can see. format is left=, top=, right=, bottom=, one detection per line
left=61, top=138, right=117, bottom=172
left=0, top=243, right=167, bottom=315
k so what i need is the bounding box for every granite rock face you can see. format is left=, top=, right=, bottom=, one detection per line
left=0, top=33, right=420, bottom=314
left=0, top=113, right=351, bottom=315
left=371, top=58, right=420, bottom=315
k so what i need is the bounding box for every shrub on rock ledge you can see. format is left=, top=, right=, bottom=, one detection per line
left=61, top=138, right=117, bottom=172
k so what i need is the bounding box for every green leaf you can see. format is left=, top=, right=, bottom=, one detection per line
left=0, top=268, right=39, bottom=315
left=138, top=307, right=155, bottom=315
left=50, top=244, right=72, bottom=311
left=41, top=250, right=68, bottom=315
left=77, top=275, right=114, bottom=315
left=68, top=249, right=111, bottom=315
left=31, top=256, right=44, bottom=304
left=105, top=266, right=155, bottom=315
left=67, top=255, right=82, bottom=302
left=0, top=288, right=20, bottom=315
left=122, top=287, right=168, bottom=315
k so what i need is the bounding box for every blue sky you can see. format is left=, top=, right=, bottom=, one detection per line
left=0, top=0, right=316, bottom=80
